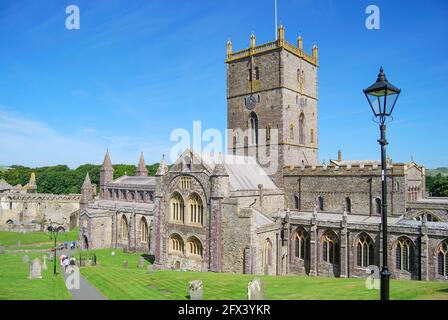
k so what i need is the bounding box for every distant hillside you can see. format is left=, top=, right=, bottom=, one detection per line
left=0, top=166, right=10, bottom=172
left=0, top=163, right=159, bottom=195
left=427, top=167, right=448, bottom=177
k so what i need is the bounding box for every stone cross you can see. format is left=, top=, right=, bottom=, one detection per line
left=188, top=280, right=203, bottom=300
left=123, top=260, right=128, bottom=269
left=137, top=256, right=145, bottom=268
left=247, top=278, right=265, bottom=300
left=29, top=258, right=42, bottom=279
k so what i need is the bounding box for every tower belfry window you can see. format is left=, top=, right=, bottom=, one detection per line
left=249, top=112, right=258, bottom=145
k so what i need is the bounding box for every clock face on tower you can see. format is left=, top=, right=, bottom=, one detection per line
left=246, top=94, right=257, bottom=110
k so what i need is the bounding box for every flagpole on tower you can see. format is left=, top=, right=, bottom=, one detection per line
left=274, top=0, right=278, bottom=40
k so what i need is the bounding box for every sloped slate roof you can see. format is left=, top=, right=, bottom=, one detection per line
left=112, top=176, right=156, bottom=187
left=200, top=153, right=279, bottom=191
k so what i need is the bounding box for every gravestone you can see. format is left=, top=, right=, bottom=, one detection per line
left=48, top=254, right=54, bottom=261
left=111, top=251, right=116, bottom=256
left=188, top=280, right=203, bottom=300
left=146, top=264, right=154, bottom=274
left=42, top=255, right=48, bottom=270
left=17, top=240, right=21, bottom=247
left=29, top=258, right=42, bottom=279
left=137, top=256, right=145, bottom=268
left=22, top=255, right=30, bottom=264
left=0, top=246, right=5, bottom=254
left=247, top=278, right=265, bottom=300
left=123, top=260, right=128, bottom=269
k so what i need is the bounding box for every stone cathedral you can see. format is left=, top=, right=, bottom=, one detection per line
left=80, top=25, right=448, bottom=281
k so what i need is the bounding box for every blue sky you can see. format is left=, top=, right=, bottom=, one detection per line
left=0, top=0, right=447, bottom=168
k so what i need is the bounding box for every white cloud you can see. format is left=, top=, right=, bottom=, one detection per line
left=0, top=107, right=170, bottom=168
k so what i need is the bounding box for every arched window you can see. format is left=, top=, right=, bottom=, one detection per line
left=249, top=112, right=258, bottom=145
left=188, top=193, right=203, bottom=226
left=295, top=228, right=309, bottom=260
left=318, top=196, right=324, bottom=212
left=322, top=231, right=339, bottom=264
left=345, top=197, right=352, bottom=213
left=263, top=239, right=273, bottom=268
left=6, top=219, right=14, bottom=225
left=414, top=213, right=439, bottom=222
left=310, top=128, right=314, bottom=144
left=8, top=199, right=12, bottom=210
left=395, top=237, right=414, bottom=271
left=169, top=234, right=184, bottom=255
left=294, top=195, right=300, bottom=210
left=139, top=217, right=149, bottom=243
left=186, top=237, right=203, bottom=258
left=290, top=123, right=294, bottom=140
left=180, top=177, right=192, bottom=190
left=170, top=193, right=184, bottom=223
left=298, top=113, right=305, bottom=145
left=375, top=198, right=382, bottom=214
left=255, top=67, right=260, bottom=80
left=437, top=239, right=448, bottom=276
left=120, top=215, right=129, bottom=240
left=356, top=233, right=374, bottom=267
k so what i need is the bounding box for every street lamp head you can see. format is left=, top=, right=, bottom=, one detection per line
left=363, top=67, right=401, bottom=124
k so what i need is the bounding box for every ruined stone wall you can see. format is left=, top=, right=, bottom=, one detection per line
left=0, top=193, right=80, bottom=230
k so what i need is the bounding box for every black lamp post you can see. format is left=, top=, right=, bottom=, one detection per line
left=363, top=67, right=401, bottom=300
left=48, top=219, right=66, bottom=276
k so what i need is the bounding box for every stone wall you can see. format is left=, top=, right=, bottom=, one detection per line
left=0, top=193, right=80, bottom=230
left=283, top=165, right=410, bottom=216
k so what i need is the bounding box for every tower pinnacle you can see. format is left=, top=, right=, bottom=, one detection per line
left=136, top=152, right=148, bottom=177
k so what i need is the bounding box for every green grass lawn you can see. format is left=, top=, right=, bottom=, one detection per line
left=81, top=249, right=448, bottom=300
left=0, top=228, right=79, bottom=247
left=0, top=252, right=71, bottom=300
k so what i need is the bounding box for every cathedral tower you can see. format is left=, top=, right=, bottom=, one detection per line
left=226, top=25, right=319, bottom=185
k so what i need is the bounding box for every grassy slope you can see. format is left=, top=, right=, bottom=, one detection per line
left=0, top=228, right=79, bottom=247
left=0, top=252, right=71, bottom=300
left=81, top=249, right=448, bottom=300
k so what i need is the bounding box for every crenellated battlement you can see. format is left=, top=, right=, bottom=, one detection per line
left=226, top=25, right=318, bottom=66
left=0, top=192, right=81, bottom=202
left=283, top=162, right=424, bottom=177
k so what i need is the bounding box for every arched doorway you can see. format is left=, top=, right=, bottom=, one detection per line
left=83, top=235, right=89, bottom=250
